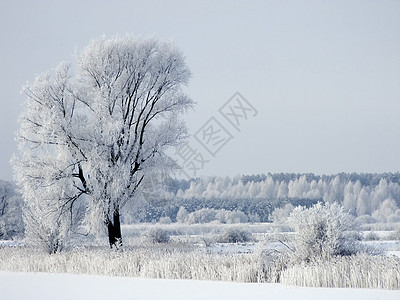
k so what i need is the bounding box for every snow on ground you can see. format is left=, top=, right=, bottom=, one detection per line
left=0, top=272, right=399, bottom=300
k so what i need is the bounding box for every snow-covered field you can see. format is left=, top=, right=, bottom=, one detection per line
left=1, top=271, right=399, bottom=300
left=1, top=223, right=400, bottom=299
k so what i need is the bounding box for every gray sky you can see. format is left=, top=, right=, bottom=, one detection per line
left=1, top=0, right=399, bottom=181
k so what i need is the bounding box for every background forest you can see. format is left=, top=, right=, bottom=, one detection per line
left=2, top=172, right=400, bottom=239
left=127, top=172, right=400, bottom=224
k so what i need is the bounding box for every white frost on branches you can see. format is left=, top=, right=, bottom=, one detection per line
left=13, top=36, right=193, bottom=250
left=287, top=202, right=360, bottom=262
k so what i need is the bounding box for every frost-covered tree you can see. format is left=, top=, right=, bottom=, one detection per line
left=288, top=202, right=359, bottom=262
left=14, top=36, right=193, bottom=249
left=176, top=206, right=189, bottom=223
left=356, top=187, right=370, bottom=215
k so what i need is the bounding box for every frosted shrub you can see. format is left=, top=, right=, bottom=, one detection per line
left=145, top=228, right=170, bottom=244
left=218, top=210, right=248, bottom=224
left=187, top=208, right=217, bottom=224
left=287, top=202, right=359, bottom=262
left=218, top=227, right=251, bottom=243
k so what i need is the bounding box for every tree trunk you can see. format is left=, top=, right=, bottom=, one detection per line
left=107, top=209, right=122, bottom=249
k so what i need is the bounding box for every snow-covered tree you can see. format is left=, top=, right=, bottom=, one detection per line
left=277, top=181, right=288, bottom=198
left=356, top=187, right=371, bottom=215
left=14, top=36, right=193, bottom=249
left=343, top=181, right=357, bottom=214
left=370, top=179, right=390, bottom=212
left=288, top=202, right=359, bottom=262
left=176, top=206, right=189, bottom=223
left=323, top=176, right=344, bottom=203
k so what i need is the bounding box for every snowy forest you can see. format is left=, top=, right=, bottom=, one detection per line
left=126, top=172, right=400, bottom=224
left=2, top=172, right=400, bottom=237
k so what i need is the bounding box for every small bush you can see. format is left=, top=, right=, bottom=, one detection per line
left=186, top=208, right=217, bottom=224
left=224, top=210, right=248, bottom=224
left=219, top=228, right=251, bottom=243
left=145, top=228, right=170, bottom=244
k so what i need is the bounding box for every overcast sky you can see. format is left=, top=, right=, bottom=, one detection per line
left=1, top=0, right=399, bottom=181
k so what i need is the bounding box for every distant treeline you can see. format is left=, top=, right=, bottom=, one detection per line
left=123, top=172, right=400, bottom=223
left=127, top=196, right=319, bottom=223
left=2, top=172, right=400, bottom=229
left=241, top=172, right=400, bottom=186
